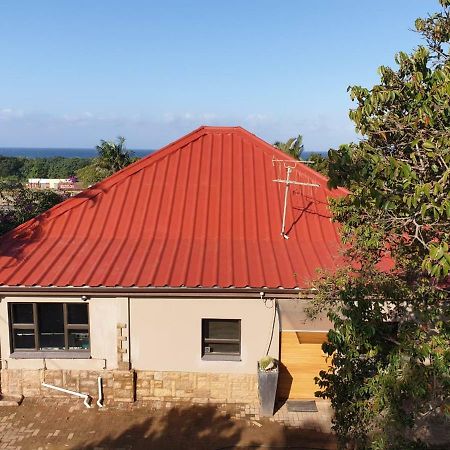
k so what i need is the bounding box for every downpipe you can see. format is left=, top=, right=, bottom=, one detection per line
left=42, top=382, right=92, bottom=408
left=96, top=377, right=104, bottom=408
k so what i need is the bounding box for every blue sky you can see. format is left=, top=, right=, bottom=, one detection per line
left=0, top=0, right=438, bottom=151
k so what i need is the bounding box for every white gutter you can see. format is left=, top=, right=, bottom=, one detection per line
left=96, top=377, right=104, bottom=408
left=0, top=286, right=310, bottom=298
left=42, top=382, right=92, bottom=408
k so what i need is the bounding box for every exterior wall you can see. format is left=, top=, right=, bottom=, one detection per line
left=0, top=294, right=278, bottom=404
left=130, top=297, right=280, bottom=373
left=136, top=371, right=257, bottom=403
left=1, top=369, right=257, bottom=404
left=0, top=296, right=130, bottom=371
left=278, top=298, right=333, bottom=331
left=1, top=295, right=279, bottom=373
left=1, top=369, right=135, bottom=403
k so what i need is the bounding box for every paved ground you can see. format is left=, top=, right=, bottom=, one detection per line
left=0, top=398, right=335, bottom=450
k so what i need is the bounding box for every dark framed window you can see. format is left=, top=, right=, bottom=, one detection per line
left=202, top=319, right=241, bottom=361
left=9, top=303, right=90, bottom=355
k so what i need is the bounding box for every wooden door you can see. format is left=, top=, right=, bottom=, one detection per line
left=278, top=331, right=329, bottom=399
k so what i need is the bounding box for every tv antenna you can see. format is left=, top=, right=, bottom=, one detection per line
left=272, top=158, right=320, bottom=240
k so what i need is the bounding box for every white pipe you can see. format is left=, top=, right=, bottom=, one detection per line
left=96, top=377, right=104, bottom=408
left=42, top=382, right=91, bottom=408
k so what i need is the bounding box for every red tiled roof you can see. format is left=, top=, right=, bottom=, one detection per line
left=0, top=126, right=348, bottom=289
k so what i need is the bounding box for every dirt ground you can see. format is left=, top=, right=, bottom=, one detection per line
left=0, top=398, right=336, bottom=450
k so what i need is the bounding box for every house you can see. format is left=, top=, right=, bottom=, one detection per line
left=0, top=126, right=347, bottom=404
left=27, top=178, right=70, bottom=190
left=27, top=178, right=83, bottom=194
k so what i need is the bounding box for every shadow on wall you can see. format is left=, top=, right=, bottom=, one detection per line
left=78, top=403, right=336, bottom=450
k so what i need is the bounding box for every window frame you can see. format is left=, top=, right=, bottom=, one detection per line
left=201, top=318, right=241, bottom=361
left=9, top=302, right=90, bottom=358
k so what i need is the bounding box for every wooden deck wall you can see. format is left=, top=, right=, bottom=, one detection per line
left=278, top=331, right=330, bottom=399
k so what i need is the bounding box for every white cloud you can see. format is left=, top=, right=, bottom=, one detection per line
left=0, top=108, right=25, bottom=119
left=0, top=107, right=358, bottom=151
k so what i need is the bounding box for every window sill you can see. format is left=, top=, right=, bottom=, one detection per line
left=202, top=354, right=241, bottom=362
left=10, top=351, right=91, bottom=360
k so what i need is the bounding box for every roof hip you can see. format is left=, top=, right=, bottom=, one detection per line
left=0, top=126, right=347, bottom=289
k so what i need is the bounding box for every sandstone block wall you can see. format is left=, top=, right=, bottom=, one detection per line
left=135, top=371, right=258, bottom=404
left=1, top=369, right=135, bottom=403
left=0, top=369, right=258, bottom=404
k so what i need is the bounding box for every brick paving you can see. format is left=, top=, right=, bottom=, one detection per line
left=0, top=398, right=335, bottom=450
left=272, top=401, right=333, bottom=433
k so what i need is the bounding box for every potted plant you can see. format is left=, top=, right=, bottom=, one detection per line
left=257, top=355, right=279, bottom=416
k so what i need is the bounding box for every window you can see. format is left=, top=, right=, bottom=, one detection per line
left=202, top=319, right=241, bottom=361
left=9, top=303, right=89, bottom=355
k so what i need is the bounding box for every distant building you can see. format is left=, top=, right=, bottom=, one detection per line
left=27, top=178, right=82, bottom=193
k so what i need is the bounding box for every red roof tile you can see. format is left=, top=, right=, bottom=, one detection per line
left=0, top=126, right=348, bottom=289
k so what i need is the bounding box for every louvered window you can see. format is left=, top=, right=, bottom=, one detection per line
left=202, top=319, right=241, bottom=361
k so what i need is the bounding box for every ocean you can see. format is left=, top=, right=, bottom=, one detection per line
left=0, top=147, right=326, bottom=159
left=0, top=148, right=154, bottom=159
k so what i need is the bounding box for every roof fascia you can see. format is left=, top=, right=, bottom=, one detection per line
left=0, top=286, right=314, bottom=299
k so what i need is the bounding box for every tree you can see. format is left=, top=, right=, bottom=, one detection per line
left=308, top=2, right=450, bottom=449
left=0, top=156, right=91, bottom=180
left=25, top=158, right=50, bottom=178
left=76, top=137, right=135, bottom=187
left=0, top=181, right=66, bottom=236
left=45, top=157, right=91, bottom=178
left=274, top=134, right=304, bottom=159
left=0, top=156, right=25, bottom=180
left=76, top=163, right=107, bottom=187
left=96, top=136, right=134, bottom=174
left=307, top=153, right=329, bottom=176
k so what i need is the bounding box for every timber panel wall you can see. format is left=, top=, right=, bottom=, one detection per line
left=278, top=331, right=330, bottom=399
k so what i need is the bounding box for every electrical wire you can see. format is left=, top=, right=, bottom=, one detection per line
left=265, top=298, right=277, bottom=356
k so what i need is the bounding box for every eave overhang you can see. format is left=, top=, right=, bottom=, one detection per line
left=0, top=286, right=316, bottom=299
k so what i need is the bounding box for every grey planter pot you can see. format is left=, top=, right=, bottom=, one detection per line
left=257, top=362, right=279, bottom=417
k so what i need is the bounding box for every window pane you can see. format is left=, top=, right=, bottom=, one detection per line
left=204, top=319, right=240, bottom=340
left=67, top=304, right=88, bottom=324
left=204, top=342, right=240, bottom=354
left=12, top=304, right=34, bottom=324
left=13, top=329, right=35, bottom=349
left=68, top=329, right=89, bottom=350
left=38, top=303, right=65, bottom=350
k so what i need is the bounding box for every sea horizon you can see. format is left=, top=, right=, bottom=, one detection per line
left=0, top=147, right=154, bottom=159
left=0, top=147, right=327, bottom=159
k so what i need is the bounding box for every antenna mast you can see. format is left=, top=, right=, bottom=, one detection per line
left=272, top=159, right=319, bottom=239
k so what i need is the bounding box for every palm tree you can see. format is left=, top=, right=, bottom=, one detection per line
left=273, top=134, right=304, bottom=160
left=76, top=137, right=136, bottom=187
left=96, top=136, right=134, bottom=174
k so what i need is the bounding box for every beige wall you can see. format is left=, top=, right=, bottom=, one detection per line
left=0, top=296, right=129, bottom=370
left=0, top=295, right=280, bottom=375
left=130, top=297, right=280, bottom=374
left=278, top=298, right=332, bottom=331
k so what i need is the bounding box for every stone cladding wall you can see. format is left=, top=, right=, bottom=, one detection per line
left=0, top=369, right=258, bottom=404
left=135, top=371, right=258, bottom=404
